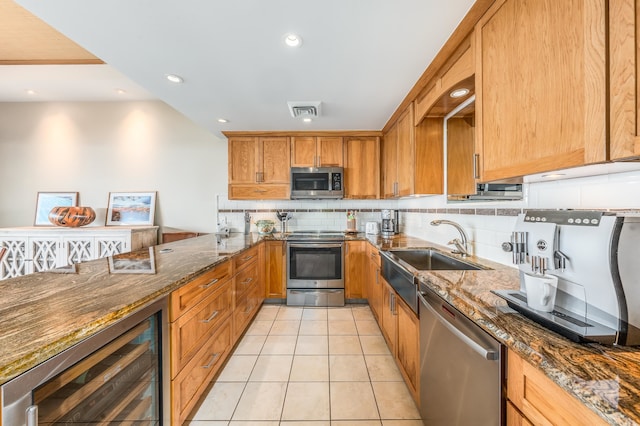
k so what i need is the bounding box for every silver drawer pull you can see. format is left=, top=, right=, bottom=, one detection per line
left=200, top=278, right=219, bottom=289
left=201, top=310, right=220, bottom=323
left=241, top=277, right=253, bottom=285
left=241, top=255, right=254, bottom=261
left=243, top=304, right=254, bottom=314
left=201, top=352, right=221, bottom=369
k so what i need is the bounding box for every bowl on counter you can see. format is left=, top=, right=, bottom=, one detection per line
left=255, top=220, right=275, bottom=234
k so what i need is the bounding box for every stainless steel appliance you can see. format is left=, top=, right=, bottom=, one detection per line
left=494, top=210, right=640, bottom=345
left=286, top=231, right=345, bottom=306
left=419, top=284, right=504, bottom=425
left=381, top=209, right=398, bottom=237
left=1, top=297, right=169, bottom=425
left=290, top=167, right=344, bottom=199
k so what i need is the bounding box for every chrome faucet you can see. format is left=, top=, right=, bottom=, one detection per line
left=430, top=219, right=470, bottom=257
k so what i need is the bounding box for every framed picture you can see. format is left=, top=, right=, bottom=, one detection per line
left=34, top=192, right=78, bottom=226
left=108, top=247, right=156, bottom=274
left=106, top=191, right=156, bottom=226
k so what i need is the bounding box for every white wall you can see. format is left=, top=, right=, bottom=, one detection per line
left=0, top=101, right=228, bottom=233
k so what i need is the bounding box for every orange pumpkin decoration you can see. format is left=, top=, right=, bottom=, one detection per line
left=48, top=206, right=96, bottom=227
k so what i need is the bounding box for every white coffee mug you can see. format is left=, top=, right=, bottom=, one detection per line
left=523, top=273, right=558, bottom=312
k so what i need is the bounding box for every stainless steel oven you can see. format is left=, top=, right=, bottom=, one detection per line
left=286, top=232, right=345, bottom=306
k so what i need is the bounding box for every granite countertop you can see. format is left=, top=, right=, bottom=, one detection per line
left=1, top=232, right=638, bottom=425
left=364, top=234, right=640, bottom=425
left=0, top=233, right=261, bottom=386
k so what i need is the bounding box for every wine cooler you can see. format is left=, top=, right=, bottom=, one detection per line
left=1, top=297, right=169, bottom=425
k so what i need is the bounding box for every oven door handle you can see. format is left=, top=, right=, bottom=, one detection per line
left=287, top=242, right=344, bottom=249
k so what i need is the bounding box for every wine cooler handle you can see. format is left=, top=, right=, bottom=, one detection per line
left=26, top=405, right=38, bottom=426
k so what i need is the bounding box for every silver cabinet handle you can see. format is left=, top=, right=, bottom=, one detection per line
left=241, top=277, right=253, bottom=285
left=241, top=255, right=254, bottom=261
left=202, top=352, right=221, bottom=369
left=243, top=304, right=254, bottom=314
left=201, top=310, right=219, bottom=323
left=418, top=291, right=497, bottom=360
left=200, top=278, right=219, bottom=289
left=473, top=153, right=480, bottom=179
left=26, top=405, right=38, bottom=426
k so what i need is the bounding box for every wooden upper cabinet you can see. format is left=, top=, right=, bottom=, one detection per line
left=228, top=136, right=290, bottom=199
left=382, top=124, right=399, bottom=198
left=609, top=0, right=640, bottom=160
left=228, top=137, right=258, bottom=184
left=260, top=137, right=290, bottom=183
left=396, top=104, right=415, bottom=197
left=291, top=136, right=343, bottom=167
left=343, top=136, right=380, bottom=199
left=475, top=0, right=607, bottom=182
left=382, top=103, right=443, bottom=198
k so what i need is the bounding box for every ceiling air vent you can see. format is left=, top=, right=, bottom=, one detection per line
left=288, top=101, right=322, bottom=118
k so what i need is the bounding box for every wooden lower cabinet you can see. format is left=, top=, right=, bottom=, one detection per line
left=366, top=244, right=383, bottom=322
left=172, top=318, right=233, bottom=425
left=265, top=240, right=286, bottom=299
left=170, top=244, right=265, bottom=425
left=396, top=298, right=419, bottom=403
left=381, top=280, right=398, bottom=356
left=345, top=240, right=367, bottom=299
left=169, top=260, right=234, bottom=426
left=507, top=349, right=607, bottom=425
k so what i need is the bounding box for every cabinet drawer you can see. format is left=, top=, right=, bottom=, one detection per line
left=171, top=280, right=232, bottom=376
left=234, top=245, right=259, bottom=272
left=170, top=261, right=231, bottom=320
left=172, top=318, right=232, bottom=426
left=235, top=261, right=259, bottom=301
left=229, top=184, right=290, bottom=200
left=233, top=284, right=261, bottom=340
left=367, top=243, right=381, bottom=267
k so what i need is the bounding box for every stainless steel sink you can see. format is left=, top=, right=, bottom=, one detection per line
left=385, top=248, right=484, bottom=271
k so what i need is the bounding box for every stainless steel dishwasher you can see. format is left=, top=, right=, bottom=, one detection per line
left=418, top=283, right=504, bottom=425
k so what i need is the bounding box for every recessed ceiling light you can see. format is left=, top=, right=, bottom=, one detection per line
left=284, top=33, right=303, bottom=48
left=303, top=118, right=312, bottom=123
left=165, top=74, right=184, bottom=83
left=217, top=118, right=229, bottom=123
left=115, top=88, right=127, bottom=94
left=26, top=89, right=36, bottom=95
left=450, top=88, right=470, bottom=98
left=541, top=173, right=567, bottom=179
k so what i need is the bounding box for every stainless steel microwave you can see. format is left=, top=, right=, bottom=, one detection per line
left=290, top=167, right=344, bottom=199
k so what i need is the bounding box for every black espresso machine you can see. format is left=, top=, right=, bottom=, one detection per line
left=494, top=210, right=640, bottom=345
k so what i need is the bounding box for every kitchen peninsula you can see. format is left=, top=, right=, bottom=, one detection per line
left=1, top=233, right=639, bottom=425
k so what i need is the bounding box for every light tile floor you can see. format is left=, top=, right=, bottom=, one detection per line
left=187, top=304, right=422, bottom=426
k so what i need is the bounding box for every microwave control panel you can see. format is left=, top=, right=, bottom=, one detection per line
left=332, top=173, right=342, bottom=191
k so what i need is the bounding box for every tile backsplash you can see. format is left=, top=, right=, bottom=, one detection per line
left=216, top=169, right=640, bottom=268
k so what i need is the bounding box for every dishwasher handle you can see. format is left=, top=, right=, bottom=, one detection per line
left=418, top=290, right=498, bottom=361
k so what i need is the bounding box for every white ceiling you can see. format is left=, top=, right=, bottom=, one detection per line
left=9, top=0, right=475, bottom=134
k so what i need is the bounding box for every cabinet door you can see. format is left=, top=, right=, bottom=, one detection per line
left=367, top=246, right=383, bottom=322
left=476, top=0, right=607, bottom=181
left=0, top=237, right=29, bottom=279
left=381, top=280, right=397, bottom=356
left=396, top=103, right=415, bottom=197
left=317, top=136, right=344, bottom=167
left=345, top=241, right=367, bottom=299
left=447, top=110, right=477, bottom=196
left=259, top=137, right=290, bottom=184
left=95, top=236, right=128, bottom=258
left=382, top=125, right=398, bottom=198
left=229, top=137, right=258, bottom=184
left=265, top=240, right=286, bottom=299
left=344, top=137, right=380, bottom=199
left=29, top=237, right=60, bottom=272
left=609, top=0, right=640, bottom=160
left=291, top=136, right=317, bottom=167
left=396, top=298, right=419, bottom=402
left=63, top=237, right=94, bottom=265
